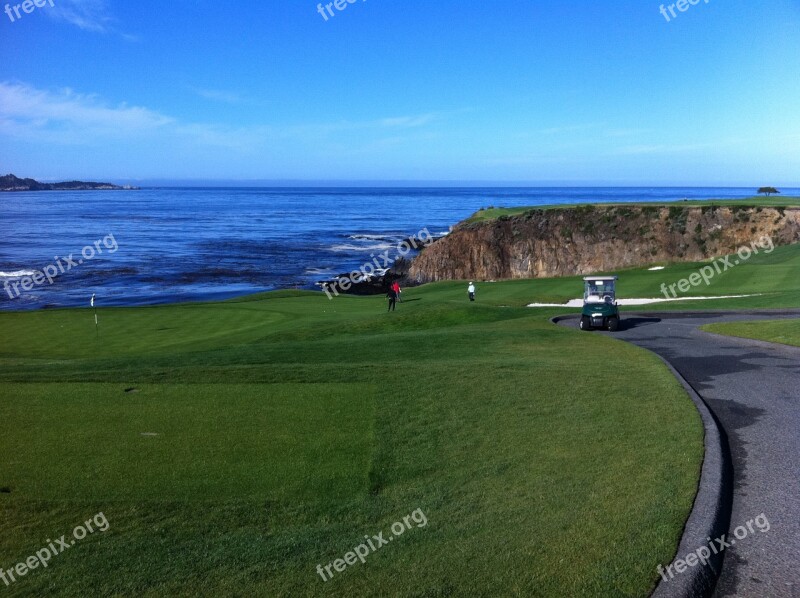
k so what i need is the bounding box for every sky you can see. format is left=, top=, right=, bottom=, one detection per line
left=1, top=0, right=799, bottom=185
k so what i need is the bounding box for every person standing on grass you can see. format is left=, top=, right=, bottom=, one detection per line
left=468, top=281, right=476, bottom=302
left=392, top=280, right=402, bottom=302
left=387, top=286, right=398, bottom=312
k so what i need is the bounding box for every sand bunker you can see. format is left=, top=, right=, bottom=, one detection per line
left=527, top=295, right=758, bottom=308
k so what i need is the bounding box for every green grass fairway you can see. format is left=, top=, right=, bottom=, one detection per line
left=11, top=242, right=800, bottom=596
left=1, top=244, right=799, bottom=595
left=468, top=197, right=800, bottom=222
left=0, top=284, right=707, bottom=596
left=1, top=383, right=374, bottom=503
left=701, top=319, right=800, bottom=347
left=420, top=243, right=800, bottom=312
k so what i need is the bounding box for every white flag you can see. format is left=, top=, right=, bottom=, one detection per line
left=91, top=294, right=95, bottom=308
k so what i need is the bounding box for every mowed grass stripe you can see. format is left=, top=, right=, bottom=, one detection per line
left=0, top=383, right=375, bottom=503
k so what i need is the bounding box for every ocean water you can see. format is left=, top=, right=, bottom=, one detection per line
left=1, top=186, right=796, bottom=310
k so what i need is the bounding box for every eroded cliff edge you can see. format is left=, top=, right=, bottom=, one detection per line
left=408, top=205, right=800, bottom=282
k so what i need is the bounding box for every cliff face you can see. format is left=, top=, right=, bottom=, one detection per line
left=408, top=205, right=800, bottom=282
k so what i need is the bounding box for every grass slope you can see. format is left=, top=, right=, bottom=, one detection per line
left=417, top=244, right=800, bottom=312
left=0, top=284, right=705, bottom=596
left=701, top=319, right=800, bottom=347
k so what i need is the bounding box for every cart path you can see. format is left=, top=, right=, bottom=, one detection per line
left=557, top=311, right=800, bottom=598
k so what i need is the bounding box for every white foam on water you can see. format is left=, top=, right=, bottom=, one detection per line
left=330, top=243, right=395, bottom=252
left=304, top=267, right=336, bottom=275
left=0, top=270, right=35, bottom=278
left=348, top=233, right=402, bottom=241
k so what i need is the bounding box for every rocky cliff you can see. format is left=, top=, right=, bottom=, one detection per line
left=408, top=205, right=800, bottom=282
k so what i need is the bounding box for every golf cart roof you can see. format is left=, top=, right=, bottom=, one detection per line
left=583, top=276, right=618, bottom=282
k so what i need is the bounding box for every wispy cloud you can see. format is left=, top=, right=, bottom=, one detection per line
left=535, top=123, right=653, bottom=139
left=45, top=0, right=135, bottom=39
left=0, top=82, right=172, bottom=143
left=193, top=88, right=245, bottom=105
left=0, top=82, right=280, bottom=155
left=539, top=122, right=605, bottom=135
left=378, top=114, right=436, bottom=128
left=0, top=81, right=447, bottom=159
left=173, top=123, right=271, bottom=151
left=612, top=141, right=723, bottom=156
left=46, top=0, right=111, bottom=32
left=286, top=113, right=439, bottom=137
left=263, top=112, right=441, bottom=148
left=605, top=128, right=652, bottom=138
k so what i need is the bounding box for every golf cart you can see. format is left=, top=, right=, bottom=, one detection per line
left=579, top=276, right=620, bottom=331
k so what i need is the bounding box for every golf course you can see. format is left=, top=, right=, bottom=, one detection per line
left=5, top=0, right=800, bottom=593
left=2, top=239, right=799, bottom=596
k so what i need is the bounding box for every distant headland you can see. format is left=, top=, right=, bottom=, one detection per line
left=0, top=174, right=138, bottom=192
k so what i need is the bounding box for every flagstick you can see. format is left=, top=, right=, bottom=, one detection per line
left=91, top=293, right=98, bottom=338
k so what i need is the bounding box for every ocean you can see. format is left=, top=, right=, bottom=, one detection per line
left=1, top=186, right=796, bottom=310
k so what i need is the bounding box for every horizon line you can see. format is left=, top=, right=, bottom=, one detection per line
left=39, top=180, right=800, bottom=189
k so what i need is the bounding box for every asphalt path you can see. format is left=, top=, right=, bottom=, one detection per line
left=557, top=311, right=800, bottom=598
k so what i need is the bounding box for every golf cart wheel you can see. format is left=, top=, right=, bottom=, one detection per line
left=579, top=316, right=591, bottom=331
left=608, top=317, right=620, bottom=332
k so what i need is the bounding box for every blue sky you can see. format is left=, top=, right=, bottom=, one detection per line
left=1, top=0, right=799, bottom=184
